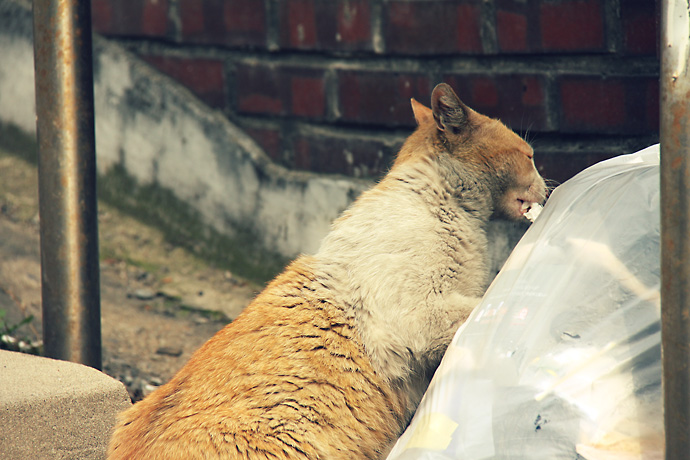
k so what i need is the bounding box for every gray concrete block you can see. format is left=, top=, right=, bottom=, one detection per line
left=0, top=350, right=131, bottom=459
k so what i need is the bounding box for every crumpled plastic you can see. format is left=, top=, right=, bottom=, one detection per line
left=387, top=144, right=663, bottom=460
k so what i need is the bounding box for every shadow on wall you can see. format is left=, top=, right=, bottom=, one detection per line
left=0, top=0, right=527, bottom=282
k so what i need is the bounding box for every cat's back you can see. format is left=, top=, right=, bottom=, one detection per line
left=107, top=256, right=406, bottom=460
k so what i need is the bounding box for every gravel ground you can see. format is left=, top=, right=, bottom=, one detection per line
left=0, top=150, right=261, bottom=401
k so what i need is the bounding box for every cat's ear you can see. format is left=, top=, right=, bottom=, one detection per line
left=410, top=98, right=433, bottom=125
left=431, top=83, right=470, bottom=134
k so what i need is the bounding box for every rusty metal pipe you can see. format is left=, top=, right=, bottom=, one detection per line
left=33, top=0, right=101, bottom=369
left=660, top=0, right=690, bottom=457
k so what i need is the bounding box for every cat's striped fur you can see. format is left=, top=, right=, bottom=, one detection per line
left=107, top=83, right=546, bottom=459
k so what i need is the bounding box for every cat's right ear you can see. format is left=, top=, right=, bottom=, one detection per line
left=411, top=98, right=433, bottom=126
left=430, top=83, right=470, bottom=134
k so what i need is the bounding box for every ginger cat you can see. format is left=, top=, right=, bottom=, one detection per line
left=107, top=83, right=547, bottom=460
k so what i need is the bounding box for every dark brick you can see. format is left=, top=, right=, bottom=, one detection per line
left=338, top=71, right=432, bottom=127
left=645, top=78, right=659, bottom=132
left=621, top=0, right=659, bottom=55
left=383, top=1, right=483, bottom=55
left=535, top=151, right=617, bottom=184
left=290, top=76, right=326, bottom=118
left=336, top=0, right=372, bottom=47
left=292, top=137, right=314, bottom=171
left=179, top=0, right=266, bottom=48
left=235, top=64, right=326, bottom=118
left=291, top=132, right=400, bottom=177
left=472, top=77, right=500, bottom=107
left=560, top=77, right=625, bottom=132
left=496, top=10, right=528, bottom=52
left=243, top=126, right=283, bottom=162
left=142, top=56, right=226, bottom=109
left=540, top=0, right=605, bottom=52
left=444, top=74, right=551, bottom=132
left=141, top=0, right=169, bottom=36
left=91, top=0, right=170, bottom=37
left=224, top=0, right=267, bottom=39
left=283, top=0, right=318, bottom=48
left=559, top=76, right=659, bottom=134
left=178, top=0, right=204, bottom=36
left=91, top=0, right=114, bottom=33
left=495, top=0, right=544, bottom=53
left=236, top=64, right=285, bottom=115
left=455, top=4, right=484, bottom=53
left=278, top=0, right=373, bottom=51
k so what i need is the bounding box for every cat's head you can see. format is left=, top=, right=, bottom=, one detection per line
left=407, top=83, right=547, bottom=221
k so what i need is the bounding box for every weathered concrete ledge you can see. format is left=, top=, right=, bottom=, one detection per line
left=0, top=0, right=368, bottom=261
left=0, top=350, right=131, bottom=459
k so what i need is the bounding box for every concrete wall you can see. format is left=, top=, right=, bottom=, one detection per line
left=0, top=0, right=369, bottom=260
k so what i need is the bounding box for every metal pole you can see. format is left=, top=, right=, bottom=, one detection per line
left=32, top=0, right=102, bottom=369
left=660, top=0, right=690, bottom=457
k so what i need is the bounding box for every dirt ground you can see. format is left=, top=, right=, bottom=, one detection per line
left=0, top=150, right=262, bottom=401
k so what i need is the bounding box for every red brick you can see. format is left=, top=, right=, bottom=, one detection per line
left=243, top=126, right=283, bottom=162
left=291, top=132, right=400, bottom=177
left=497, top=10, right=528, bottom=52
left=337, top=0, right=371, bottom=45
left=224, top=0, right=266, bottom=36
left=384, top=1, right=482, bottom=55
left=141, top=0, right=169, bottom=36
left=521, top=76, right=544, bottom=107
left=291, top=76, right=325, bottom=117
left=456, top=4, right=483, bottom=53
left=285, top=0, right=318, bottom=48
left=621, top=0, right=659, bottom=55
left=338, top=71, right=432, bottom=127
left=278, top=0, right=373, bottom=51
left=180, top=0, right=266, bottom=48
left=560, top=78, right=626, bottom=131
left=496, top=0, right=542, bottom=53
left=91, top=0, right=114, bottom=33
left=235, top=64, right=326, bottom=119
left=535, top=151, right=616, bottom=184
left=92, top=0, right=170, bottom=38
left=540, top=0, right=605, bottom=52
left=472, top=77, right=500, bottom=107
left=236, top=64, right=284, bottom=115
left=559, top=76, right=658, bottom=134
left=444, top=74, right=550, bottom=131
left=143, top=56, right=226, bottom=109
left=179, top=0, right=204, bottom=35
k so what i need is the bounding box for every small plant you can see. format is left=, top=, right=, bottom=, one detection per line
left=0, top=309, right=42, bottom=355
left=0, top=309, right=33, bottom=334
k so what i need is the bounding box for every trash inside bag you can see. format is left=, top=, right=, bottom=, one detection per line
left=387, top=144, right=663, bottom=460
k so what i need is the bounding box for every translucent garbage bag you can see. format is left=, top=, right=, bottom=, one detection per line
left=387, top=144, right=663, bottom=460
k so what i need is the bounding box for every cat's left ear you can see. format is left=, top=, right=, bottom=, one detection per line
left=431, top=83, right=470, bottom=134
left=410, top=98, right=433, bottom=125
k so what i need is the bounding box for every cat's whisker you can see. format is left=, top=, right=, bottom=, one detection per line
left=544, top=178, right=561, bottom=195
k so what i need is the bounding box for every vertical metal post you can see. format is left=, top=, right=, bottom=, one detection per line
left=661, top=0, right=690, bottom=457
left=33, top=0, right=102, bottom=369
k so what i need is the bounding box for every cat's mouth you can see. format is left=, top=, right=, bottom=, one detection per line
left=518, top=199, right=543, bottom=222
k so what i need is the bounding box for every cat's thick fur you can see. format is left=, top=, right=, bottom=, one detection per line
left=107, top=83, right=546, bottom=460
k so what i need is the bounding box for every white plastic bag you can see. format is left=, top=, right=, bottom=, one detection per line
left=387, top=144, right=662, bottom=460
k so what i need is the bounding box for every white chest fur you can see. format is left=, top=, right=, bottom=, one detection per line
left=314, top=158, right=490, bottom=401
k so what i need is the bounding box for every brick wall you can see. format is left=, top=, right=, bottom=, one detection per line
left=91, top=0, right=659, bottom=184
